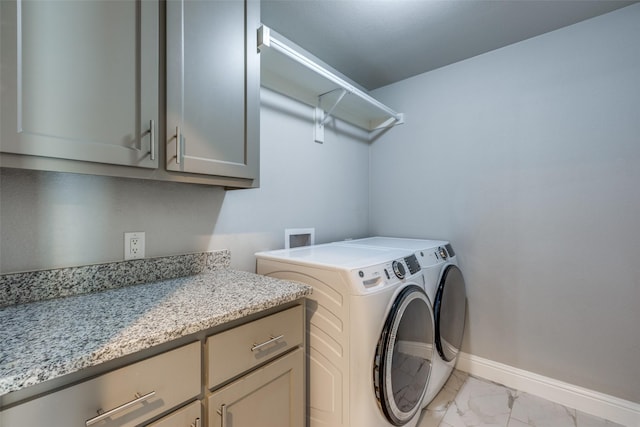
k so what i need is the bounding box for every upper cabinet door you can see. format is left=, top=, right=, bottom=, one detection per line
left=0, top=0, right=159, bottom=169
left=166, top=0, right=259, bottom=180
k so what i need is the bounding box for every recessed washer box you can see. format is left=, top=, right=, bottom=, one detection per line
left=285, top=228, right=315, bottom=249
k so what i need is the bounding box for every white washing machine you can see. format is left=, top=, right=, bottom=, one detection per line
left=256, top=243, right=435, bottom=427
left=342, top=237, right=467, bottom=407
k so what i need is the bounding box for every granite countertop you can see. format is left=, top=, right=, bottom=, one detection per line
left=0, top=266, right=312, bottom=398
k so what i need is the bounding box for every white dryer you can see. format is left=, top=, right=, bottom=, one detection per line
left=342, top=237, right=467, bottom=407
left=256, top=243, right=435, bottom=427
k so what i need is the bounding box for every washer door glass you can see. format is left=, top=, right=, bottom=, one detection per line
left=434, top=265, right=467, bottom=362
left=375, top=285, right=435, bottom=426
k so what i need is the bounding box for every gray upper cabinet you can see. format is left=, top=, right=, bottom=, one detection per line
left=0, top=0, right=159, bottom=169
left=166, top=0, right=259, bottom=181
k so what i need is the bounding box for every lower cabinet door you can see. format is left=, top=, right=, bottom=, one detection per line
left=145, top=400, right=202, bottom=427
left=207, top=348, right=304, bottom=427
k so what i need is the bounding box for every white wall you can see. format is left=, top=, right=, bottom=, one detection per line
left=0, top=88, right=370, bottom=273
left=370, top=5, right=640, bottom=403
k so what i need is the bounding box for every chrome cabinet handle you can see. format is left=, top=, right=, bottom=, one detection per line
left=149, top=119, right=156, bottom=160
left=217, top=404, right=228, bottom=427
left=191, top=417, right=201, bottom=427
left=175, top=126, right=181, bottom=164
left=85, top=391, right=156, bottom=426
left=251, top=334, right=284, bottom=352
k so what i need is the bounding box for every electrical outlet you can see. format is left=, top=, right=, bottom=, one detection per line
left=124, top=232, right=145, bottom=260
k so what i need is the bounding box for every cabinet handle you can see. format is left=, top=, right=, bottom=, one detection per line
left=176, top=126, right=181, bottom=164
left=251, top=334, right=284, bottom=352
left=191, top=417, right=201, bottom=427
left=149, top=119, right=156, bottom=160
left=217, top=404, right=228, bottom=427
left=85, top=391, right=156, bottom=426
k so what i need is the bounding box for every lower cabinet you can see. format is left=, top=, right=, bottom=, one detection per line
left=207, top=305, right=303, bottom=390
left=207, top=348, right=304, bottom=427
left=205, top=305, right=305, bottom=427
left=0, top=303, right=305, bottom=427
left=1, top=342, right=201, bottom=427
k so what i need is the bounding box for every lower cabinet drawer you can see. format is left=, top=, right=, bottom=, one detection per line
left=1, top=342, right=201, bottom=427
left=207, top=347, right=304, bottom=427
left=145, top=400, right=202, bottom=427
left=207, top=305, right=303, bottom=389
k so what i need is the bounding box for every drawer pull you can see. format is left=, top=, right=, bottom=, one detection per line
left=149, top=119, right=156, bottom=160
left=85, top=391, right=156, bottom=426
left=191, top=417, right=201, bottom=427
left=217, top=404, right=228, bottom=427
left=251, top=334, right=284, bottom=352
left=176, top=126, right=182, bottom=164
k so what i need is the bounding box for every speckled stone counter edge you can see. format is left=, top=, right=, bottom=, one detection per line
left=0, top=250, right=231, bottom=308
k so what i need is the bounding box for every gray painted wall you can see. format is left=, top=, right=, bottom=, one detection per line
left=1, top=4, right=638, bottom=406
left=0, top=88, right=370, bottom=273
left=370, top=5, right=640, bottom=403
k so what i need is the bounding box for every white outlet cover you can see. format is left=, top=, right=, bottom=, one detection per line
left=124, top=232, right=145, bottom=260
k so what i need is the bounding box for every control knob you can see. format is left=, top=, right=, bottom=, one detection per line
left=392, top=260, right=406, bottom=279
left=439, top=247, right=449, bottom=260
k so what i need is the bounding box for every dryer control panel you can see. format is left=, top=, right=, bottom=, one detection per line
left=415, top=245, right=456, bottom=268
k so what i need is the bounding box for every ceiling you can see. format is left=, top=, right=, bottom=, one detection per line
left=261, top=0, right=637, bottom=90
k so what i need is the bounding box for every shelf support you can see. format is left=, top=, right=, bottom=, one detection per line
left=315, top=89, right=348, bottom=143
left=314, top=107, right=325, bottom=144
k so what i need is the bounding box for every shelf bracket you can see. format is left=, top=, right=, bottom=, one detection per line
left=314, top=89, right=349, bottom=143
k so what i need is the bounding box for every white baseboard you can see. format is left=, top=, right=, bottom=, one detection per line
left=456, top=352, right=639, bottom=427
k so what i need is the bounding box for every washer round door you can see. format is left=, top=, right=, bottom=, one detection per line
left=374, top=285, right=435, bottom=426
left=434, top=265, right=467, bottom=362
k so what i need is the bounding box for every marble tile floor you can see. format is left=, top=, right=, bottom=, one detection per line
left=417, top=370, right=626, bottom=427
